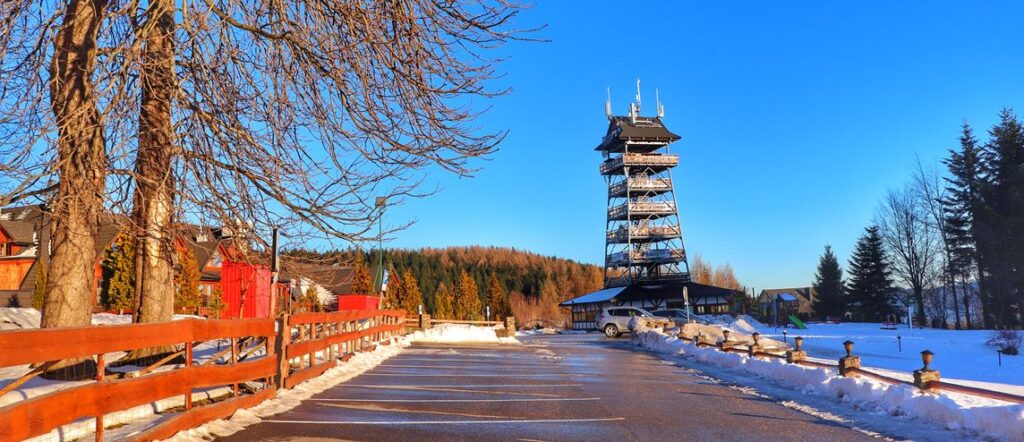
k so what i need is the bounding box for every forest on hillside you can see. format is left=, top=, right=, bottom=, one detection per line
left=286, top=246, right=746, bottom=327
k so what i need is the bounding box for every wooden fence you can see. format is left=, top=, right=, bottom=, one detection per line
left=675, top=330, right=1024, bottom=404
left=0, top=309, right=405, bottom=441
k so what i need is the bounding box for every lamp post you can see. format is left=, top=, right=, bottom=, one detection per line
left=374, top=196, right=387, bottom=309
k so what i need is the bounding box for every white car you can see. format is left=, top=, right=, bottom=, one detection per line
left=596, top=306, right=654, bottom=337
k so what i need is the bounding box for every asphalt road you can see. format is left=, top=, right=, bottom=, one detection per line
left=221, top=333, right=878, bottom=441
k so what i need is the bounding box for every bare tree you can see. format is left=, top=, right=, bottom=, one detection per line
left=913, top=159, right=961, bottom=328
left=877, top=185, right=942, bottom=325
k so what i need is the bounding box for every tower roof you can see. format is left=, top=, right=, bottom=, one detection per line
left=595, top=116, right=680, bottom=152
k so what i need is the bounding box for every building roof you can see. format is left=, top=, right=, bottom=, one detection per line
left=595, top=116, right=681, bottom=151
left=280, top=260, right=353, bottom=295
left=561, top=281, right=740, bottom=307
left=758, top=287, right=815, bottom=305
left=0, top=221, right=35, bottom=244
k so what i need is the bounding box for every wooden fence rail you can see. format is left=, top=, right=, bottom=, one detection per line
left=673, top=328, right=1024, bottom=404
left=0, top=309, right=405, bottom=441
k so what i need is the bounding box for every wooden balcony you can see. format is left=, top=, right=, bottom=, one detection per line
left=600, top=153, right=679, bottom=175
left=608, top=201, right=677, bottom=221
left=609, top=178, right=673, bottom=198
left=606, top=225, right=682, bottom=244
left=606, top=248, right=686, bottom=266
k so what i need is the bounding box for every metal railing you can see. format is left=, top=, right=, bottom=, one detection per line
left=600, top=153, right=679, bottom=174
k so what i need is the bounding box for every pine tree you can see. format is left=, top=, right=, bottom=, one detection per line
left=205, top=287, right=225, bottom=318
left=455, top=269, right=482, bottom=320
left=174, top=245, right=202, bottom=314
left=400, top=270, right=422, bottom=314
left=942, top=123, right=984, bottom=329
left=433, top=281, right=454, bottom=319
left=486, top=271, right=510, bottom=319
left=812, top=244, right=846, bottom=320
left=301, top=285, right=322, bottom=312
left=100, top=233, right=136, bottom=314
left=351, top=253, right=372, bottom=295
left=846, top=226, right=896, bottom=322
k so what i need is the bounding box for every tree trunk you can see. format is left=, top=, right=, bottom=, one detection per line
left=41, top=0, right=108, bottom=380
left=126, top=0, right=177, bottom=361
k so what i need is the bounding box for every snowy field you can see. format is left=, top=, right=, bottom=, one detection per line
left=747, top=321, right=1024, bottom=388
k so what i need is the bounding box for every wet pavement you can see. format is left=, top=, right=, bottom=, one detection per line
left=221, top=333, right=878, bottom=441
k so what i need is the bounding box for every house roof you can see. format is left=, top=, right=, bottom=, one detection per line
left=0, top=221, right=35, bottom=244
left=561, top=281, right=741, bottom=307
left=595, top=116, right=681, bottom=152
left=280, top=260, right=353, bottom=295
left=758, top=287, right=815, bottom=305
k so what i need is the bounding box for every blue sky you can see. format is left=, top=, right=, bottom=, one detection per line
left=382, top=1, right=1024, bottom=291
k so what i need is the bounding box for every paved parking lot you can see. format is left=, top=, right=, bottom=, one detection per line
left=222, top=334, right=877, bottom=441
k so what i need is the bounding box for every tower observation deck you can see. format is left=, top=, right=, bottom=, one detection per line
left=597, top=86, right=690, bottom=288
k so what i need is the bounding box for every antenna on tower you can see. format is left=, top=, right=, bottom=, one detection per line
left=634, top=78, right=642, bottom=114
left=605, top=87, right=612, bottom=119
left=656, top=88, right=664, bottom=118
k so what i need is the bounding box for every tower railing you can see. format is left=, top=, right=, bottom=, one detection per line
left=608, top=201, right=676, bottom=219
left=606, top=225, right=681, bottom=243
left=606, top=248, right=686, bottom=266
left=600, top=153, right=679, bottom=174
left=609, top=178, right=672, bottom=196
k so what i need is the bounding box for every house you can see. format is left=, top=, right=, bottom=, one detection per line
left=0, top=205, right=119, bottom=308
left=560, top=281, right=744, bottom=330
left=757, top=287, right=816, bottom=324
left=279, top=260, right=354, bottom=311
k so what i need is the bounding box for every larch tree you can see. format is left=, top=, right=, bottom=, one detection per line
left=433, top=282, right=454, bottom=320
left=812, top=245, right=846, bottom=320
left=384, top=265, right=403, bottom=309
left=846, top=226, right=896, bottom=322
left=455, top=270, right=482, bottom=320
left=487, top=272, right=510, bottom=319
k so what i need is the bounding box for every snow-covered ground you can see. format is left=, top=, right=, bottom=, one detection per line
left=735, top=320, right=1024, bottom=388
left=630, top=321, right=1024, bottom=441
left=407, top=323, right=519, bottom=344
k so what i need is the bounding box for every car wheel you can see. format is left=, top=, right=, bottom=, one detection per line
left=603, top=324, right=620, bottom=338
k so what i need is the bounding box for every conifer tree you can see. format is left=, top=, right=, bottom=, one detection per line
left=351, top=253, right=373, bottom=295
left=384, top=265, right=403, bottom=309
left=846, top=226, right=896, bottom=322
left=174, top=246, right=202, bottom=314
left=101, top=233, right=136, bottom=314
left=942, top=123, right=984, bottom=328
left=487, top=272, right=510, bottom=319
left=812, top=245, right=846, bottom=320
left=455, top=269, right=482, bottom=320
left=433, top=282, right=454, bottom=319
left=205, top=287, right=225, bottom=318
left=31, top=264, right=46, bottom=311
left=400, top=270, right=422, bottom=314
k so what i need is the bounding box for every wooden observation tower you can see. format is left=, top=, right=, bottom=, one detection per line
left=597, top=81, right=690, bottom=288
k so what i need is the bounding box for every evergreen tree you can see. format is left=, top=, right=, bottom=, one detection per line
left=455, top=269, right=482, bottom=320
left=977, top=109, right=1024, bottom=327
left=384, top=265, right=403, bottom=309
left=300, top=285, right=322, bottom=312
left=487, top=271, right=510, bottom=319
left=812, top=244, right=846, bottom=320
left=846, top=226, right=896, bottom=322
left=205, top=287, right=225, bottom=318
left=174, top=246, right=202, bottom=314
left=433, top=281, right=454, bottom=319
left=31, top=263, right=46, bottom=310
left=398, top=270, right=422, bottom=314
left=941, top=123, right=984, bottom=328
left=100, top=233, right=136, bottom=313
left=351, top=253, right=372, bottom=295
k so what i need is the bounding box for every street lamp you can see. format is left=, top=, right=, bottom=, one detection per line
left=374, top=196, right=387, bottom=309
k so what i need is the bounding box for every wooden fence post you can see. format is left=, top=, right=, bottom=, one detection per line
left=786, top=336, right=806, bottom=363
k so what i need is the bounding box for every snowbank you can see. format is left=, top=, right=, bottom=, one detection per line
left=406, top=323, right=519, bottom=344
left=631, top=327, right=1024, bottom=441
